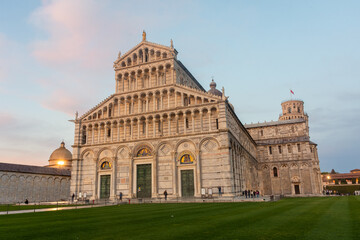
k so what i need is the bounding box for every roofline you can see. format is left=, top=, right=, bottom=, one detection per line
left=175, top=60, right=206, bottom=92
left=225, top=101, right=257, bottom=146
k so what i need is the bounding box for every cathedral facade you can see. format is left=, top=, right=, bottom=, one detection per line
left=70, top=33, right=322, bottom=200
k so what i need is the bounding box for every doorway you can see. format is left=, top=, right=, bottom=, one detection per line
left=294, top=184, right=300, bottom=194
left=181, top=170, right=194, bottom=197
left=100, top=175, right=111, bottom=199
left=137, top=164, right=152, bottom=198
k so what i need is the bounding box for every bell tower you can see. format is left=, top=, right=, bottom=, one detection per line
left=279, top=100, right=306, bottom=121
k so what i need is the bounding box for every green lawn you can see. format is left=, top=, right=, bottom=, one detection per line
left=0, top=197, right=359, bottom=240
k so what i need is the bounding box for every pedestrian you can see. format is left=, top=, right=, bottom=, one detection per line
left=218, top=186, right=222, bottom=197
left=25, top=199, right=29, bottom=204
left=164, top=190, right=168, bottom=200
left=119, top=192, right=123, bottom=201
left=256, top=190, right=259, bottom=198
left=72, top=193, right=75, bottom=202
left=245, top=189, right=248, bottom=198
left=247, top=189, right=250, bottom=198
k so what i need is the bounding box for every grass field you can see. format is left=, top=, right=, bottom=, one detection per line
left=1, top=196, right=359, bottom=240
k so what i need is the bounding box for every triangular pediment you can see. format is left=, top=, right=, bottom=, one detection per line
left=113, top=41, right=177, bottom=69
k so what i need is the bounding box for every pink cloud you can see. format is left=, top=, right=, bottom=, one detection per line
left=0, top=112, right=16, bottom=126
left=40, top=88, right=86, bottom=116
left=28, top=0, right=195, bottom=115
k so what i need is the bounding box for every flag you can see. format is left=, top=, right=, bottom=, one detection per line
left=290, top=90, right=294, bottom=95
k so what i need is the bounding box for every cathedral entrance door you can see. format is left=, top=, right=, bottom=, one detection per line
left=100, top=175, right=111, bottom=199
left=181, top=170, right=194, bottom=197
left=294, top=185, right=300, bottom=194
left=137, top=164, right=152, bottom=198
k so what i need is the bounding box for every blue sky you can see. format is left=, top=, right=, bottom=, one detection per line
left=0, top=0, right=359, bottom=172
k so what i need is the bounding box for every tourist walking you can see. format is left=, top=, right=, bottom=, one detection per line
left=218, top=186, right=222, bottom=197
left=119, top=192, right=123, bottom=201
left=164, top=190, right=168, bottom=200
left=72, top=193, right=75, bottom=202
left=245, top=190, right=248, bottom=198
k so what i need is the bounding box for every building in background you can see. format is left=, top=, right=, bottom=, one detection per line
left=0, top=142, right=72, bottom=204
left=245, top=100, right=322, bottom=195
left=70, top=33, right=322, bottom=201
left=322, top=169, right=360, bottom=194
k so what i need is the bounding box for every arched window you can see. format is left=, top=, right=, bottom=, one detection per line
left=101, top=161, right=111, bottom=169
left=288, top=107, right=291, bottom=113
left=137, top=148, right=151, bottom=157
left=81, top=127, right=87, bottom=144
left=180, top=154, right=194, bottom=164
left=273, top=167, right=278, bottom=177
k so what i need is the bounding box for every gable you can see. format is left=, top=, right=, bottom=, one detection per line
left=114, top=41, right=177, bottom=70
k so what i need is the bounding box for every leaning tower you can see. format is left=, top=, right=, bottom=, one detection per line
left=279, top=100, right=307, bottom=121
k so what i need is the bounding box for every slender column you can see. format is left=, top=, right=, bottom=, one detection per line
left=137, top=121, right=140, bottom=139
left=184, top=115, right=187, bottom=134
left=153, top=96, right=156, bottom=111
left=176, top=115, right=179, bottom=134
left=118, top=100, right=121, bottom=116
left=153, top=153, right=158, bottom=197
left=196, top=150, right=202, bottom=196
left=171, top=152, right=177, bottom=196
left=208, top=112, right=212, bottom=131
left=130, top=120, right=133, bottom=140
left=111, top=125, right=114, bottom=142
left=132, top=100, right=134, bottom=114
left=129, top=157, right=133, bottom=198
left=146, top=119, right=149, bottom=138
left=168, top=92, right=170, bottom=109
left=160, top=93, right=163, bottom=110
left=174, top=92, right=177, bottom=107
left=138, top=99, right=141, bottom=113
left=146, top=96, right=149, bottom=112
left=124, top=100, right=127, bottom=115
left=160, top=117, right=163, bottom=134
left=91, top=128, right=94, bottom=144
left=181, top=93, right=184, bottom=106
left=117, top=122, right=121, bottom=141
left=98, top=126, right=101, bottom=143
left=200, top=113, right=203, bottom=132
left=123, top=122, right=126, bottom=140
left=192, top=113, right=195, bottom=132
left=168, top=116, right=171, bottom=135
left=153, top=119, right=156, bottom=137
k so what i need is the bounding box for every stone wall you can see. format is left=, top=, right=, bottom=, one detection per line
left=0, top=171, right=70, bottom=204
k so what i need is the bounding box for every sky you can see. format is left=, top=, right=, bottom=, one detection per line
left=0, top=0, right=359, bottom=173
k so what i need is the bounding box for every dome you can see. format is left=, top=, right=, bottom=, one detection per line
left=207, top=79, right=222, bottom=97
left=49, top=142, right=72, bottom=161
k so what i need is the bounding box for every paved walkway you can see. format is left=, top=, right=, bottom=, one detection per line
left=0, top=204, right=107, bottom=215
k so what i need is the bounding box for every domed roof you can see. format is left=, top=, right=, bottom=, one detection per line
left=207, top=79, right=222, bottom=97
left=49, top=142, right=72, bottom=161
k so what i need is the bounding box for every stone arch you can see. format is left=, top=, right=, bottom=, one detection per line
left=175, top=139, right=197, bottom=153
left=156, top=141, right=174, bottom=157
left=199, top=137, right=220, bottom=152
left=97, top=147, right=115, bottom=160
left=80, top=149, right=95, bottom=159
left=133, top=142, right=155, bottom=157
left=116, top=145, right=131, bottom=160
